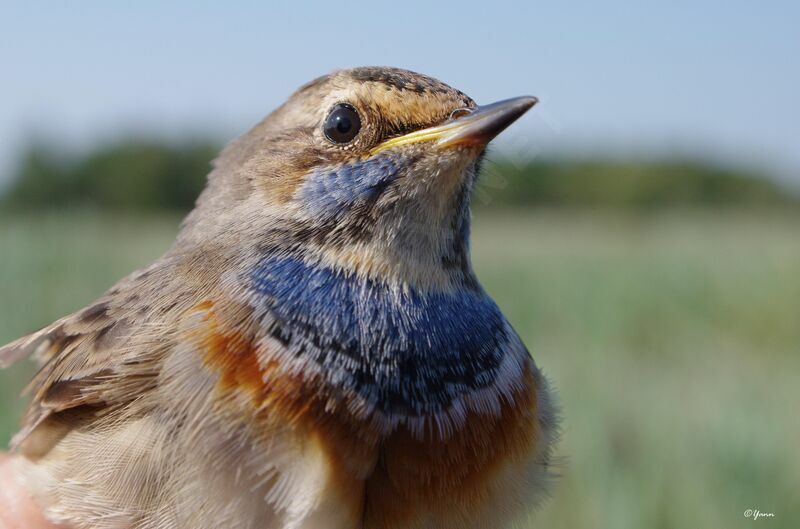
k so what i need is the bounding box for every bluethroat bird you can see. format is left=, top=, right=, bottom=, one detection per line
left=1, top=67, right=557, bottom=529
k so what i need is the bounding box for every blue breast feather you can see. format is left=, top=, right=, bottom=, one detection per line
left=250, top=256, right=508, bottom=415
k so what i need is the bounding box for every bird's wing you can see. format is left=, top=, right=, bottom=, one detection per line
left=0, top=261, right=179, bottom=455
left=0, top=260, right=159, bottom=368
left=0, top=328, right=49, bottom=369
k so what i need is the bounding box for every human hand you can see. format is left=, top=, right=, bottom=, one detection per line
left=0, top=453, right=63, bottom=529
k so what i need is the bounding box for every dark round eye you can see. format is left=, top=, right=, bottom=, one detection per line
left=324, top=103, right=362, bottom=144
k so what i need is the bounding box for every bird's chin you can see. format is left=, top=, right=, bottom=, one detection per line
left=402, top=144, right=484, bottom=196
left=415, top=150, right=483, bottom=223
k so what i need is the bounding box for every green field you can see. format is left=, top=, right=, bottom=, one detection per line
left=1, top=210, right=798, bottom=528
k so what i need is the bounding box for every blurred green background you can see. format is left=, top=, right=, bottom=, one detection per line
left=0, top=141, right=798, bottom=528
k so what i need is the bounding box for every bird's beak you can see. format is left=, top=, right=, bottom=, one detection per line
left=370, top=96, right=538, bottom=156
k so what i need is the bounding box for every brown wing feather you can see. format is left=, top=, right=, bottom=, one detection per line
left=2, top=260, right=184, bottom=456
left=0, top=326, right=53, bottom=368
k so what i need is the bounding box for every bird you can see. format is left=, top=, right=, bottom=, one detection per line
left=0, top=66, right=558, bottom=529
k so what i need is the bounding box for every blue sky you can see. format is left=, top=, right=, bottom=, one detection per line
left=1, top=1, right=798, bottom=183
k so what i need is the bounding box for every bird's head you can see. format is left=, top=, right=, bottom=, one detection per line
left=180, top=67, right=536, bottom=290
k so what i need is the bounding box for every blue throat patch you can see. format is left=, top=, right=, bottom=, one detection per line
left=249, top=255, right=508, bottom=416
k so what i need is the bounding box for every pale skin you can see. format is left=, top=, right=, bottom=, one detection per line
left=0, top=453, right=62, bottom=529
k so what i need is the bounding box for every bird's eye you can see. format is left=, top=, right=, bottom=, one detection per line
left=324, top=104, right=362, bottom=144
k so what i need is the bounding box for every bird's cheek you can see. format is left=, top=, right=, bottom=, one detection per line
left=295, top=156, right=402, bottom=220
